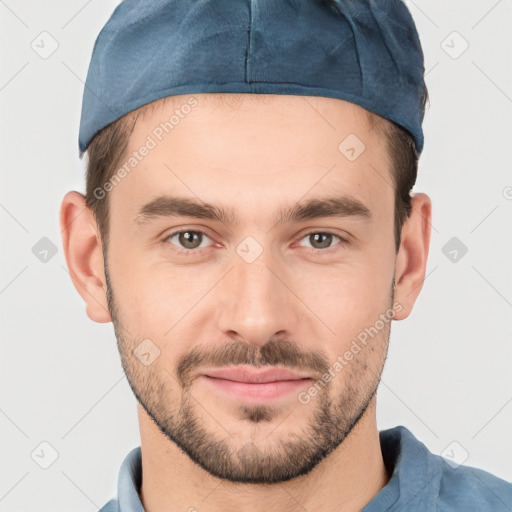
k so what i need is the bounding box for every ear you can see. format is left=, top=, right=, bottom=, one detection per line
left=393, top=193, right=432, bottom=320
left=59, top=191, right=112, bottom=323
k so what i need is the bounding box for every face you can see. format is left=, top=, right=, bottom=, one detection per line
left=102, top=93, right=400, bottom=483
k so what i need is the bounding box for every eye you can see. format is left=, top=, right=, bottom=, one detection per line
left=297, top=231, right=346, bottom=251
left=163, top=229, right=213, bottom=253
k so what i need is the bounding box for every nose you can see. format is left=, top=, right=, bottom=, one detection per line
left=215, top=245, right=301, bottom=347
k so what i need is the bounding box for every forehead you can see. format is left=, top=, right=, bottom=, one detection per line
left=128, top=93, right=382, bottom=142
left=123, top=93, right=389, bottom=169
left=113, top=93, right=392, bottom=223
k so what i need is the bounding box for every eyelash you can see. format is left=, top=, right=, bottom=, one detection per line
left=162, top=229, right=348, bottom=256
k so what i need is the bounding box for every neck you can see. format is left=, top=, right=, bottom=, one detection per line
left=137, top=397, right=389, bottom=512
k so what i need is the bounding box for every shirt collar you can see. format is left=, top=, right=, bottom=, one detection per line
left=362, top=425, right=441, bottom=511
left=116, top=445, right=144, bottom=512
left=110, top=425, right=439, bottom=512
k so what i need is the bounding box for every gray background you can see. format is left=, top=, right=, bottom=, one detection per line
left=1, top=0, right=511, bottom=510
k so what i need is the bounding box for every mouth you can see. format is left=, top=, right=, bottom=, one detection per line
left=198, top=366, right=313, bottom=402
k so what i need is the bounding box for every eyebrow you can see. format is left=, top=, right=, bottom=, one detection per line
left=134, top=194, right=371, bottom=227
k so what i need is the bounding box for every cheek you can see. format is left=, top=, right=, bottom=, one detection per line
left=106, top=245, right=179, bottom=334
left=121, top=260, right=212, bottom=339
left=289, top=254, right=394, bottom=345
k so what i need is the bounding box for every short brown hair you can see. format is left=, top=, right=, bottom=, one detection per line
left=84, top=89, right=428, bottom=254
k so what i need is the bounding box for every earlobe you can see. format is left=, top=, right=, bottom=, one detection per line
left=393, top=193, right=432, bottom=321
left=59, top=191, right=112, bottom=323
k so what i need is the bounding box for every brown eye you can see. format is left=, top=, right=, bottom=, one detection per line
left=310, top=233, right=334, bottom=249
left=164, top=230, right=211, bottom=251
left=297, top=231, right=345, bottom=251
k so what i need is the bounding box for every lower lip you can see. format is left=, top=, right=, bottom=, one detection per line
left=200, top=376, right=312, bottom=402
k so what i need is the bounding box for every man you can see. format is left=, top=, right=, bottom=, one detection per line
left=60, top=0, right=512, bottom=510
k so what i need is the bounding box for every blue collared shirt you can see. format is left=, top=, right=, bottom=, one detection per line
left=99, top=426, right=512, bottom=511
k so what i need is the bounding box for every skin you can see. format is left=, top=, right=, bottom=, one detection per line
left=60, top=93, right=431, bottom=512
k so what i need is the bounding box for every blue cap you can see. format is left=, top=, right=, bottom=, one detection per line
left=78, top=0, right=426, bottom=156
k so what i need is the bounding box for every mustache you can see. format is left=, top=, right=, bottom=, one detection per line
left=177, top=338, right=329, bottom=387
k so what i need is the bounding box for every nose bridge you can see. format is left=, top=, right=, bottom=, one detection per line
left=215, top=239, right=298, bottom=345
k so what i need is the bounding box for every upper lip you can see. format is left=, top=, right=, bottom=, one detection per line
left=201, top=367, right=312, bottom=384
